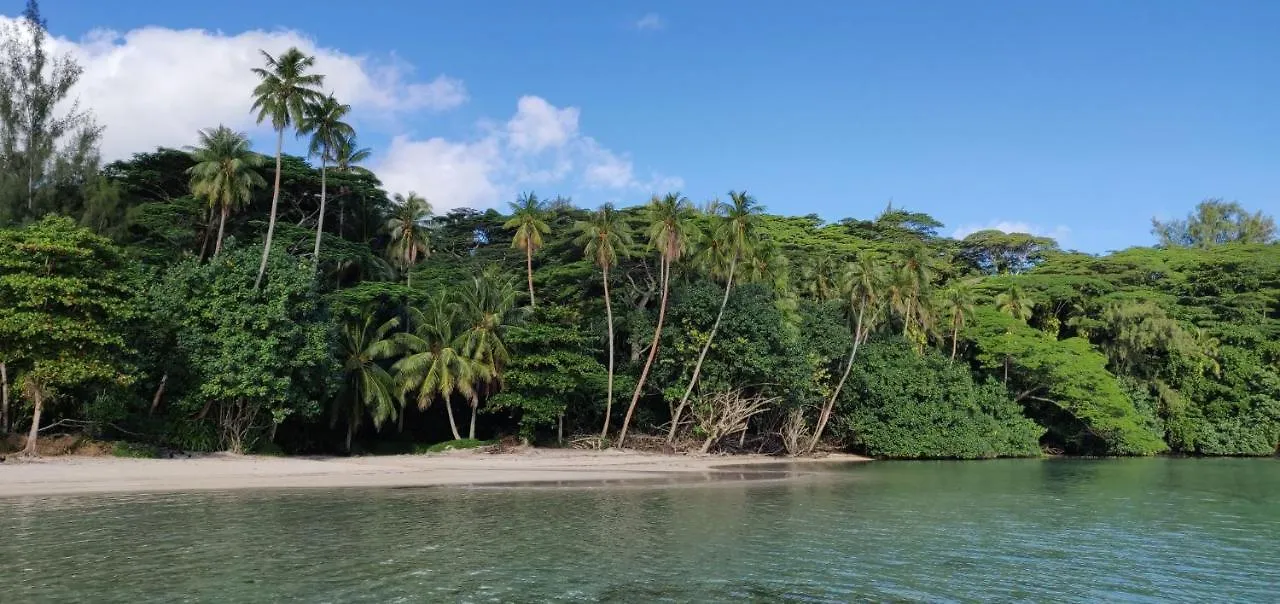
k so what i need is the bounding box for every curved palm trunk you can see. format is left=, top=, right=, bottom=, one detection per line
left=198, top=205, right=214, bottom=261
left=617, top=257, right=671, bottom=448
left=600, top=265, right=616, bottom=438
left=950, top=318, right=961, bottom=360
left=808, top=303, right=866, bottom=454
left=214, top=204, right=229, bottom=257
left=468, top=394, right=478, bottom=440
left=254, top=128, right=286, bottom=291
left=668, top=257, right=736, bottom=442
left=22, top=385, right=43, bottom=456
left=346, top=404, right=357, bottom=453
left=443, top=398, right=462, bottom=440
left=312, top=153, right=328, bottom=271
left=525, top=243, right=536, bottom=308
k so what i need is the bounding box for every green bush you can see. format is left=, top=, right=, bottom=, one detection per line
left=833, top=338, right=1044, bottom=459
left=111, top=441, right=160, bottom=458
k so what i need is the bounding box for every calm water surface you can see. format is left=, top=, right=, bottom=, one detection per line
left=2, top=458, right=1278, bottom=602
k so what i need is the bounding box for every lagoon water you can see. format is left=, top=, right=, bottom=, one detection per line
left=2, top=458, right=1278, bottom=602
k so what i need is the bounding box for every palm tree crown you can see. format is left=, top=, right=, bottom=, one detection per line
left=185, top=125, right=266, bottom=256
left=503, top=192, right=551, bottom=307
left=385, top=192, right=432, bottom=283
left=251, top=48, right=325, bottom=131
left=336, top=312, right=400, bottom=451
left=574, top=203, right=633, bottom=270
left=996, top=284, right=1035, bottom=323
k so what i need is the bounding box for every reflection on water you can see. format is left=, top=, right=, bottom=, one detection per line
left=2, top=458, right=1278, bottom=602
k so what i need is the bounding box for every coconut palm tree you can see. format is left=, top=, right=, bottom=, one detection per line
left=799, top=253, right=840, bottom=301
left=185, top=125, right=266, bottom=256
left=298, top=93, right=355, bottom=270
left=250, top=47, right=324, bottom=290
left=393, top=296, right=478, bottom=441
left=940, top=281, right=977, bottom=360
left=809, top=255, right=886, bottom=453
left=573, top=204, right=634, bottom=438
left=617, top=193, right=697, bottom=447
left=668, top=191, right=762, bottom=443
left=328, top=131, right=373, bottom=239
left=503, top=192, right=550, bottom=308
left=335, top=312, right=400, bottom=452
left=385, top=192, right=432, bottom=286
left=997, top=284, right=1035, bottom=323
left=458, top=266, right=521, bottom=439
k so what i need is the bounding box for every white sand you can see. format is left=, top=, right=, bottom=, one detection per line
left=0, top=449, right=869, bottom=497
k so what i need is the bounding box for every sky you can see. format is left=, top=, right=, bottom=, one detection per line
left=7, top=0, right=1278, bottom=252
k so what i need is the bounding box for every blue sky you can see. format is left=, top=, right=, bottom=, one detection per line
left=24, top=0, right=1280, bottom=252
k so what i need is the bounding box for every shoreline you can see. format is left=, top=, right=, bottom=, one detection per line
left=0, top=449, right=870, bottom=498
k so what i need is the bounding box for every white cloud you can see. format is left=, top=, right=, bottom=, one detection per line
left=506, top=96, right=579, bottom=153
left=952, top=220, right=1072, bottom=243
left=634, top=13, right=665, bottom=31
left=3, top=17, right=467, bottom=160
left=374, top=96, right=682, bottom=212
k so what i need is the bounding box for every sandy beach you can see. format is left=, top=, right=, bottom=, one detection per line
left=0, top=449, right=869, bottom=497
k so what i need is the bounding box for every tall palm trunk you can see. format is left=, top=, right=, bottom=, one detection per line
left=600, top=265, right=616, bottom=438
left=468, top=394, right=478, bottom=440
left=346, top=406, right=356, bottom=453
left=312, top=153, right=328, bottom=271
left=950, top=318, right=960, bottom=360
left=618, top=257, right=671, bottom=447
left=254, top=128, right=285, bottom=291
left=214, top=204, right=229, bottom=257
left=443, top=398, right=462, bottom=440
left=809, top=303, right=866, bottom=453
left=22, top=384, right=43, bottom=456
left=198, top=205, right=214, bottom=261
left=0, top=361, right=8, bottom=434
left=525, top=242, right=536, bottom=308
left=668, top=256, right=736, bottom=442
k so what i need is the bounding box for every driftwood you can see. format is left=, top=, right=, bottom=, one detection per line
left=692, top=389, right=777, bottom=454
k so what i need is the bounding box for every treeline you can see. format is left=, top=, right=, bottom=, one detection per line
left=1, top=3, right=1277, bottom=458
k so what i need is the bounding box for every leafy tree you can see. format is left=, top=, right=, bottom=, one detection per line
left=618, top=193, right=697, bottom=447
left=957, top=230, right=1059, bottom=275
left=669, top=191, right=762, bottom=442
left=833, top=338, right=1044, bottom=458
left=185, top=125, right=266, bottom=257
left=385, top=192, right=432, bottom=285
left=0, top=216, right=137, bottom=455
left=335, top=311, right=399, bottom=452
left=1152, top=199, right=1276, bottom=248
left=298, top=93, right=355, bottom=268
left=0, top=1, right=103, bottom=225
left=249, top=47, right=324, bottom=289
left=151, top=244, right=334, bottom=452
left=503, top=192, right=551, bottom=308
left=573, top=203, right=634, bottom=437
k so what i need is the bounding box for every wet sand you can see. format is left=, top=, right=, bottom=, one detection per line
left=0, top=449, right=869, bottom=497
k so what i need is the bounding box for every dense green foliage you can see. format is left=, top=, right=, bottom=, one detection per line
left=1, top=3, right=1276, bottom=459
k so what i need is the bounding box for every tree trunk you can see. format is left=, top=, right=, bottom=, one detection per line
left=346, top=406, right=356, bottom=453
left=214, top=203, right=229, bottom=257
left=22, top=386, right=43, bottom=456
left=312, top=154, right=328, bottom=272
left=600, top=265, right=615, bottom=438
left=668, top=257, right=736, bottom=442
left=0, top=361, right=8, bottom=435
left=468, top=397, right=477, bottom=440
left=398, top=405, right=406, bottom=433
left=149, top=373, right=168, bottom=416
left=950, top=321, right=960, bottom=361
left=198, top=205, right=214, bottom=261
left=254, top=128, right=286, bottom=291
left=443, top=398, right=462, bottom=440
left=618, top=257, right=671, bottom=447
left=525, top=243, right=536, bottom=308
left=808, top=303, right=866, bottom=454
left=558, top=413, right=564, bottom=445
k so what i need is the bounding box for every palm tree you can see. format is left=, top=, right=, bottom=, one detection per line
left=940, top=281, right=976, bottom=360
left=458, top=266, right=520, bottom=439
left=335, top=312, right=400, bottom=452
left=185, top=125, right=266, bottom=256
left=393, top=296, right=478, bottom=441
left=809, top=255, right=885, bottom=453
left=617, top=193, right=697, bottom=447
left=298, top=93, right=355, bottom=270
left=385, top=193, right=432, bottom=286
left=329, top=131, right=372, bottom=238
left=250, top=47, right=324, bottom=290
left=668, top=191, right=762, bottom=443
left=573, top=203, right=634, bottom=438
left=799, top=253, right=840, bottom=301
left=996, top=284, right=1035, bottom=322
left=503, top=192, right=550, bottom=308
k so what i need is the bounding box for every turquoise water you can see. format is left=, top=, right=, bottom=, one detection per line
left=2, top=458, right=1278, bottom=602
